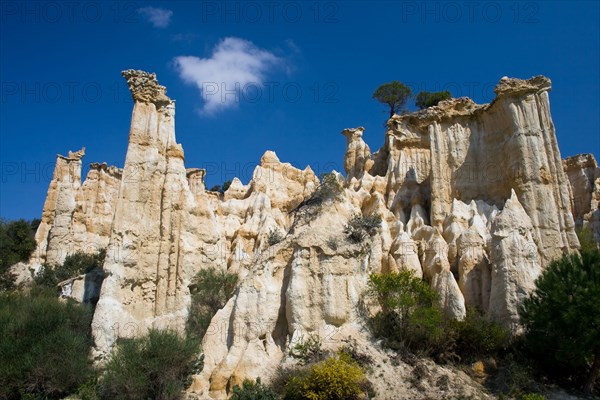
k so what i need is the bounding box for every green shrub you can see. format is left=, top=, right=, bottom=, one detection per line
left=326, top=237, right=337, bottom=251
left=365, top=271, right=449, bottom=357
left=187, top=267, right=238, bottom=340
left=77, top=378, right=101, bottom=400
left=268, top=228, right=284, bottom=246
left=231, top=378, right=278, bottom=400
left=520, top=248, right=600, bottom=393
left=449, top=309, right=509, bottom=361
left=314, top=173, right=343, bottom=204
left=577, top=224, right=599, bottom=253
left=99, top=329, right=200, bottom=400
left=291, top=173, right=343, bottom=224
left=209, top=180, right=232, bottom=194
left=344, top=214, right=381, bottom=243
left=0, top=290, right=95, bottom=399
left=415, top=90, right=451, bottom=109
left=338, top=338, right=373, bottom=370
left=486, top=352, right=542, bottom=399
left=289, top=333, right=324, bottom=365
left=284, top=354, right=367, bottom=400
left=0, top=218, right=38, bottom=292
left=521, top=394, right=545, bottom=400
left=33, top=249, right=106, bottom=289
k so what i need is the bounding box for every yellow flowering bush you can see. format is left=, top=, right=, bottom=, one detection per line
left=284, top=354, right=365, bottom=400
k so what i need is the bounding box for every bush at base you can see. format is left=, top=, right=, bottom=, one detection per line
left=0, top=289, right=94, bottom=399
left=449, top=309, right=509, bottom=361
left=230, top=378, right=278, bottom=400
left=99, top=329, right=199, bottom=400
left=520, top=248, right=600, bottom=393
left=284, top=354, right=367, bottom=400
left=366, top=270, right=445, bottom=356
left=365, top=271, right=510, bottom=362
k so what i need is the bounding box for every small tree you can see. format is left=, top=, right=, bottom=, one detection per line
left=415, top=90, right=451, bottom=109
left=99, top=329, right=199, bottom=400
left=520, top=248, right=600, bottom=393
left=34, top=249, right=106, bottom=289
left=0, top=219, right=38, bottom=292
left=372, top=81, right=413, bottom=118
left=268, top=228, right=284, bottom=246
left=0, top=289, right=95, bottom=399
left=230, top=378, right=277, bottom=400
left=209, top=180, right=232, bottom=194
left=365, top=271, right=448, bottom=356
left=344, top=214, right=381, bottom=243
left=186, top=267, right=238, bottom=340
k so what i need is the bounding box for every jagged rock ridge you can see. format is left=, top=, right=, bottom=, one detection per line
left=19, top=70, right=599, bottom=399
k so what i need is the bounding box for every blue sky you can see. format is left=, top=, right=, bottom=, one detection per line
left=1, top=1, right=599, bottom=220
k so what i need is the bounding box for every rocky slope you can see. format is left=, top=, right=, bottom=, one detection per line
left=19, top=70, right=600, bottom=399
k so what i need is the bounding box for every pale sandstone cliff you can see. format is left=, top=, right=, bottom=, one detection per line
left=20, top=71, right=598, bottom=398
left=564, top=153, right=600, bottom=244
left=30, top=154, right=121, bottom=270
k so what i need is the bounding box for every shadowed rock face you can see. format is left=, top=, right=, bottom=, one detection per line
left=20, top=71, right=595, bottom=398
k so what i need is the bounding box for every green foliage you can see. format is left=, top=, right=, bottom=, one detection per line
left=520, top=394, right=545, bottom=400
left=33, top=249, right=106, bottom=289
left=520, top=248, right=600, bottom=392
left=293, top=173, right=344, bottom=223
left=577, top=224, right=598, bottom=253
left=366, top=271, right=446, bottom=356
left=486, top=351, right=543, bottom=399
left=289, top=333, right=324, bottom=365
left=326, top=237, right=338, bottom=251
left=415, top=90, right=451, bottom=109
left=77, top=378, right=101, bottom=400
left=231, top=378, right=278, bottom=400
left=284, top=354, right=367, bottom=400
left=187, top=267, right=238, bottom=340
left=99, top=329, right=200, bottom=400
left=449, top=309, right=509, bottom=361
left=0, top=219, right=38, bottom=291
left=300, top=173, right=343, bottom=211
left=0, top=290, right=95, bottom=399
left=210, top=180, right=232, bottom=194
left=366, top=272, right=511, bottom=363
left=338, top=338, right=373, bottom=372
left=314, top=173, right=343, bottom=204
left=268, top=228, right=284, bottom=246
left=372, top=81, right=413, bottom=118
left=344, top=214, right=382, bottom=243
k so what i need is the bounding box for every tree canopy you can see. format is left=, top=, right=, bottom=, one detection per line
left=0, top=219, right=38, bottom=291
left=415, top=90, right=452, bottom=109
left=520, top=246, right=600, bottom=393
left=372, top=81, right=413, bottom=118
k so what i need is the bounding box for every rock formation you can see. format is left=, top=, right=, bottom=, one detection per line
left=30, top=155, right=121, bottom=271
left=564, top=153, right=600, bottom=244
left=20, top=71, right=599, bottom=398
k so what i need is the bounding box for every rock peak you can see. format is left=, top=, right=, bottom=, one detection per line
left=341, top=127, right=365, bottom=139
left=121, top=69, right=172, bottom=107
left=494, top=75, right=551, bottom=97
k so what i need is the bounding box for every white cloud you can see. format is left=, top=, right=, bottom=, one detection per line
left=138, top=7, right=173, bottom=28
left=174, top=37, right=281, bottom=115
